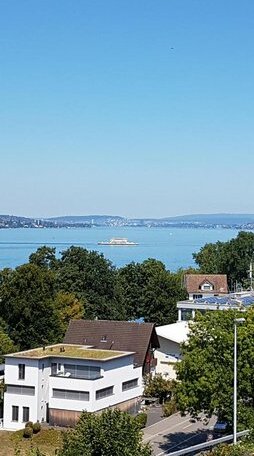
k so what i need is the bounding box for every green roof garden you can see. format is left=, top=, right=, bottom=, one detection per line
left=6, top=344, right=133, bottom=361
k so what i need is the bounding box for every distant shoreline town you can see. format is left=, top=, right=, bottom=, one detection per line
left=1, top=213, right=254, bottom=230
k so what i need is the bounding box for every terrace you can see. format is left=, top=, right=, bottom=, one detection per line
left=6, top=344, right=133, bottom=361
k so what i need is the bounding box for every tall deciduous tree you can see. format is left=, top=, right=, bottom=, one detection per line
left=59, top=409, right=152, bottom=456
left=0, top=327, right=16, bottom=363
left=29, top=246, right=58, bottom=270
left=0, top=264, right=61, bottom=349
left=56, top=246, right=126, bottom=320
left=175, top=309, right=254, bottom=429
left=54, top=291, right=85, bottom=337
left=118, top=259, right=187, bottom=325
left=193, top=231, right=254, bottom=287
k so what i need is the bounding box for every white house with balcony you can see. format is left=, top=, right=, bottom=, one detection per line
left=3, top=344, right=143, bottom=430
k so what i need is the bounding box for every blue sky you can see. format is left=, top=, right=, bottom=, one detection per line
left=1, top=0, right=254, bottom=218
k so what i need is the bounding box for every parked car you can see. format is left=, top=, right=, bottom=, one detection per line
left=213, top=421, right=229, bottom=434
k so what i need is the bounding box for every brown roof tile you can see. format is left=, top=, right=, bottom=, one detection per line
left=184, top=274, right=228, bottom=294
left=64, top=320, right=159, bottom=369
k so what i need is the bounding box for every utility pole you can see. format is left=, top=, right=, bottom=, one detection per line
left=233, top=318, right=245, bottom=445
left=249, top=260, right=253, bottom=291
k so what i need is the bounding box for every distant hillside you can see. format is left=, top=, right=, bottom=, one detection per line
left=159, top=214, right=254, bottom=225
left=46, top=213, right=254, bottom=225
left=1, top=213, right=254, bottom=229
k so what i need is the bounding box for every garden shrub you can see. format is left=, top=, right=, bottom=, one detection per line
left=135, top=412, right=147, bottom=429
left=23, top=426, right=33, bottom=438
left=32, top=422, right=41, bottom=434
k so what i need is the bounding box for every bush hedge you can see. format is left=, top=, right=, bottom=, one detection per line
left=135, top=412, right=147, bottom=429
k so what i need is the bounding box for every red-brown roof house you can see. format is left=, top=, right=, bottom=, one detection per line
left=184, top=274, right=228, bottom=300
left=64, top=319, right=159, bottom=374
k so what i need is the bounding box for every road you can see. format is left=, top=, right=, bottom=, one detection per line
left=143, top=412, right=217, bottom=456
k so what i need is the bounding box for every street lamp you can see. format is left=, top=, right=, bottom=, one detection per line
left=233, top=317, right=245, bottom=445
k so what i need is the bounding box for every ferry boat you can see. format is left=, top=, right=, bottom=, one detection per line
left=98, top=238, right=138, bottom=246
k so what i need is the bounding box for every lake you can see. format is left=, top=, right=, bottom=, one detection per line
left=0, top=227, right=242, bottom=271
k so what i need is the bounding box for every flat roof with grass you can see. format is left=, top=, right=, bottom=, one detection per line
left=6, top=344, right=135, bottom=361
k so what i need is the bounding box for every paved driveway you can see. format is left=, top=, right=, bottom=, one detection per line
left=143, top=412, right=217, bottom=455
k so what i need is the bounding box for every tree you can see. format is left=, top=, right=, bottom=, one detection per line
left=193, top=231, right=254, bottom=287
left=175, top=309, right=254, bottom=428
left=118, top=259, right=187, bottom=325
left=29, top=246, right=58, bottom=270
left=0, top=328, right=16, bottom=363
left=56, top=247, right=126, bottom=320
left=59, top=409, right=152, bottom=456
left=0, top=264, right=61, bottom=349
left=54, top=291, right=85, bottom=337
left=144, top=373, right=174, bottom=403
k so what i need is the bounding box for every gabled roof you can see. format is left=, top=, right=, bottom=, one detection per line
left=184, top=274, right=228, bottom=294
left=64, top=320, right=159, bottom=368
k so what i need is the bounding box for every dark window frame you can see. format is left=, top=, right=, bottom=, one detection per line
left=22, top=406, right=30, bottom=423
left=7, top=385, right=35, bottom=396
left=96, top=386, right=114, bottom=400
left=12, top=405, right=19, bottom=422
left=122, top=378, right=139, bottom=391
left=52, top=388, right=89, bottom=401
left=18, top=364, right=25, bottom=380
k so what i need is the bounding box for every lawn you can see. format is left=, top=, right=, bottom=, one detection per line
left=0, top=428, right=63, bottom=456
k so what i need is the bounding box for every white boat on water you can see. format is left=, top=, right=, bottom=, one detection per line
left=98, top=238, right=138, bottom=246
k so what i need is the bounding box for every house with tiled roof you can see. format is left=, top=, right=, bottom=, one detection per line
left=64, top=319, right=159, bottom=374
left=184, top=274, right=228, bottom=300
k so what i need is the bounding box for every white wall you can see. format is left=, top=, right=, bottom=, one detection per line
left=155, top=337, right=181, bottom=380
left=4, top=354, right=143, bottom=430
left=49, top=355, right=143, bottom=413
left=4, top=357, right=40, bottom=430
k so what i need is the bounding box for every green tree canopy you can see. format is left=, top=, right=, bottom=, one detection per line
left=144, top=373, right=174, bottom=403
left=193, top=231, right=254, bottom=287
left=0, top=327, right=16, bottom=363
left=59, top=409, right=151, bottom=456
left=118, top=259, right=187, bottom=325
left=0, top=264, right=61, bottom=349
left=56, top=246, right=126, bottom=320
left=54, top=291, right=85, bottom=337
left=176, top=309, right=254, bottom=429
left=29, top=246, right=58, bottom=270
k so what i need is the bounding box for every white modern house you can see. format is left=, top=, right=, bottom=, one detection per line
left=3, top=344, right=143, bottom=430
left=155, top=322, right=189, bottom=379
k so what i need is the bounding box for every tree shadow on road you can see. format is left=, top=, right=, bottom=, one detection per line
left=155, top=426, right=212, bottom=454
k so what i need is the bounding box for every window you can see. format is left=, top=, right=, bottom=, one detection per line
left=51, top=363, right=57, bottom=375
left=22, top=407, right=29, bottom=423
left=193, top=294, right=202, bottom=300
left=100, top=335, right=107, bottom=342
left=96, top=386, right=114, bottom=400
left=201, top=282, right=213, bottom=291
left=64, top=364, right=101, bottom=380
left=42, top=363, right=45, bottom=372
left=52, top=389, right=89, bottom=401
left=18, top=364, right=25, bottom=380
left=12, top=406, right=19, bottom=422
left=122, top=378, right=138, bottom=391
left=7, top=385, right=35, bottom=396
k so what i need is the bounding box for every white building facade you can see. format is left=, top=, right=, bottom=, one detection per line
left=155, top=322, right=189, bottom=380
left=4, top=344, right=143, bottom=430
